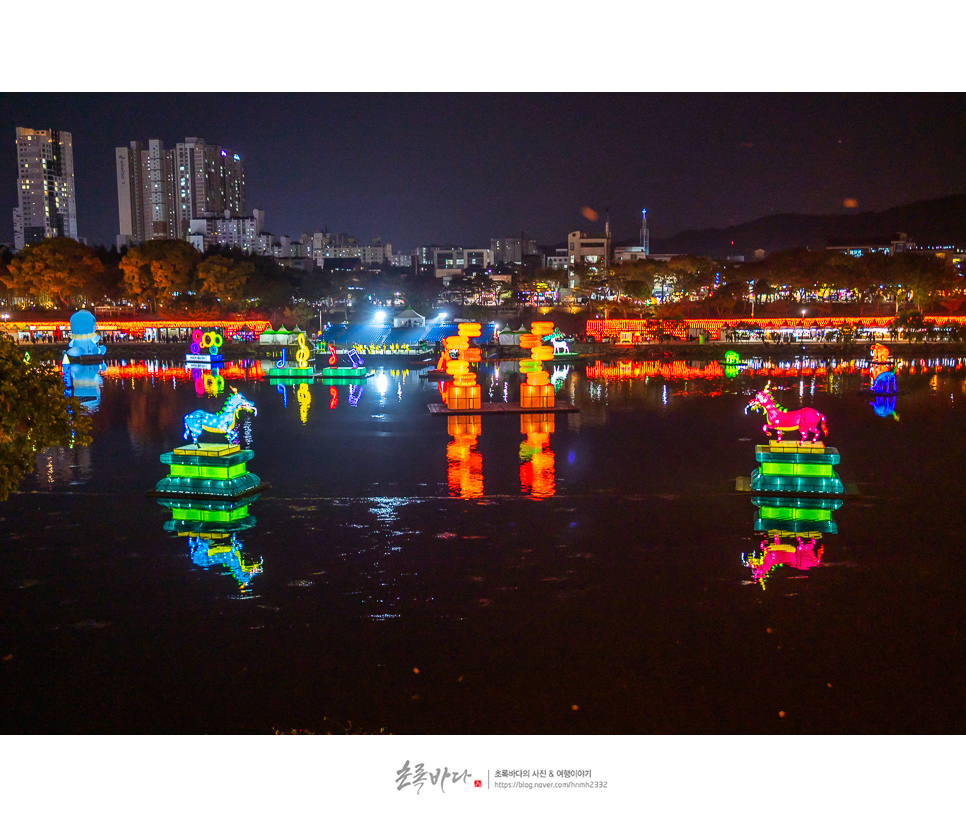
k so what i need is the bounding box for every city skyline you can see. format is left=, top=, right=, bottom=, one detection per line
left=1, top=93, right=964, bottom=252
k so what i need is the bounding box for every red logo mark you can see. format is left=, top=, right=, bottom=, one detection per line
left=474, top=780, right=482, bottom=788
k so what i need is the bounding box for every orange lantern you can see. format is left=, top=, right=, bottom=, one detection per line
left=530, top=321, right=554, bottom=336
left=443, top=335, right=469, bottom=351
left=457, top=322, right=482, bottom=337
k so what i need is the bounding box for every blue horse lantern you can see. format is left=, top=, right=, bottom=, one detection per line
left=183, top=388, right=257, bottom=445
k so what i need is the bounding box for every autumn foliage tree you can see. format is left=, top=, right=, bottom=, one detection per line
left=120, top=241, right=200, bottom=311
left=196, top=255, right=255, bottom=305
left=2, top=238, right=105, bottom=308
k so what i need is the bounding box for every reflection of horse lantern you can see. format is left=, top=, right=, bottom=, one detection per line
left=746, top=383, right=827, bottom=443
left=184, top=388, right=257, bottom=445
left=869, top=343, right=897, bottom=395
left=743, top=535, right=823, bottom=589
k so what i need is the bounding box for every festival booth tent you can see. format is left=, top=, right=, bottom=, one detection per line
left=392, top=307, right=426, bottom=328
left=498, top=325, right=529, bottom=346
left=258, top=325, right=301, bottom=346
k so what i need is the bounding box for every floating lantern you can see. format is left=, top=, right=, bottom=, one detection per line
left=183, top=388, right=257, bottom=446
left=187, top=327, right=224, bottom=364
left=519, top=321, right=556, bottom=410
left=443, top=322, right=482, bottom=411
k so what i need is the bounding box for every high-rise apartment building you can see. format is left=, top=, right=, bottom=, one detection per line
left=490, top=237, right=538, bottom=265
left=12, top=127, right=78, bottom=250
left=116, top=136, right=245, bottom=247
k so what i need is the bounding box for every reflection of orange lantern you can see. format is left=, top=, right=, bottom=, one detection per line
left=446, top=359, right=470, bottom=375
left=446, top=413, right=483, bottom=498
left=447, top=414, right=481, bottom=443
left=520, top=412, right=555, bottom=498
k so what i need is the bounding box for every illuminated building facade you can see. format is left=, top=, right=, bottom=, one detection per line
left=490, top=237, right=538, bottom=265
left=188, top=210, right=265, bottom=254
left=433, top=248, right=491, bottom=280
left=13, top=127, right=78, bottom=250
left=116, top=136, right=245, bottom=247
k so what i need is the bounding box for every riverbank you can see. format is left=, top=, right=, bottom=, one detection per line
left=15, top=338, right=966, bottom=363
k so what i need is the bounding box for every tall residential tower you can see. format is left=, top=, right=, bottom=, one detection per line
left=12, top=127, right=78, bottom=250
left=116, top=136, right=245, bottom=247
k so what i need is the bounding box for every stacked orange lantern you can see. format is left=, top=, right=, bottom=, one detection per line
left=519, top=321, right=556, bottom=409
left=520, top=413, right=555, bottom=499
left=443, top=322, right=483, bottom=410
left=446, top=414, right=483, bottom=498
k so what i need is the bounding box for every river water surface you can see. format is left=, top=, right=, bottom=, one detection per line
left=3, top=354, right=965, bottom=733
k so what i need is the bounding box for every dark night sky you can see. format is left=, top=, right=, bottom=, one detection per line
left=2, top=91, right=963, bottom=251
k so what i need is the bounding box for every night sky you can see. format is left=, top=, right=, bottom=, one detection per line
left=1, top=92, right=963, bottom=251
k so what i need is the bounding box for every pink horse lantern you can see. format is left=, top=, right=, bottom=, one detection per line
left=746, top=383, right=827, bottom=443
left=744, top=535, right=823, bottom=588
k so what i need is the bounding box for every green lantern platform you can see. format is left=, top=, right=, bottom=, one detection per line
left=269, top=364, right=314, bottom=381
left=748, top=441, right=843, bottom=494
left=147, top=443, right=268, bottom=500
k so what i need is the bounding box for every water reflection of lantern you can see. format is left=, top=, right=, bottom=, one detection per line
left=297, top=382, right=311, bottom=424
left=185, top=532, right=262, bottom=591
left=446, top=414, right=483, bottom=498
left=519, top=412, right=555, bottom=498
left=743, top=533, right=824, bottom=590
left=520, top=321, right=556, bottom=409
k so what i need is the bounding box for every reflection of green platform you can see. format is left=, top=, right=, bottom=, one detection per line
left=148, top=444, right=266, bottom=499
left=752, top=495, right=843, bottom=535
left=159, top=492, right=261, bottom=531
left=319, top=366, right=369, bottom=379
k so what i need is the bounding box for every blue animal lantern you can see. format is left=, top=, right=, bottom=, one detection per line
left=183, top=388, right=257, bottom=445
left=66, top=310, right=107, bottom=358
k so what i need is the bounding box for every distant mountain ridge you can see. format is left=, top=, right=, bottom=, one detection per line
left=643, top=194, right=966, bottom=258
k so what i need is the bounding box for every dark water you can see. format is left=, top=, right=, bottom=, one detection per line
left=3, top=355, right=966, bottom=733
